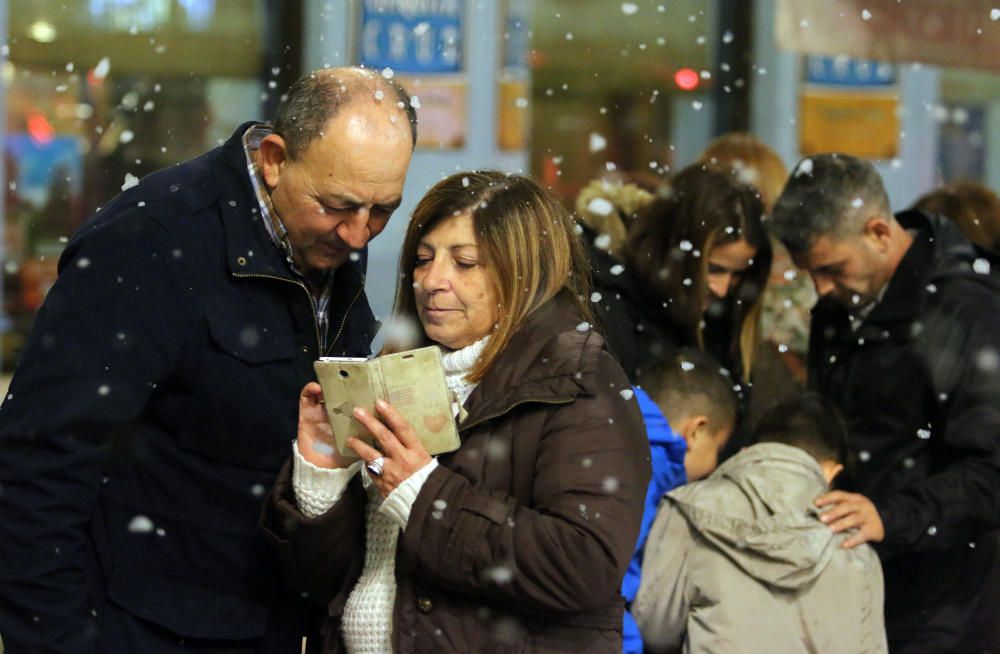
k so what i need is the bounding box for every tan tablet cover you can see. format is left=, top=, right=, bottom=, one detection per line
left=313, top=346, right=460, bottom=461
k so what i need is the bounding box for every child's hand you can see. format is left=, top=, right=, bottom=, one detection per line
left=815, top=491, right=885, bottom=548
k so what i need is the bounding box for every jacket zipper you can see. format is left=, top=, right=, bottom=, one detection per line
left=459, top=396, right=574, bottom=434
left=231, top=271, right=322, bottom=354
left=327, top=281, right=365, bottom=355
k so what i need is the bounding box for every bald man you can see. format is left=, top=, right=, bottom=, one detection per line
left=0, top=68, right=416, bottom=653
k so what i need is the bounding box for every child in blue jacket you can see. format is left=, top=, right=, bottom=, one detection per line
left=622, top=349, right=738, bottom=654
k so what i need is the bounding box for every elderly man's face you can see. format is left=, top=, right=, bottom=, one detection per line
left=261, top=100, right=412, bottom=275
left=790, top=232, right=888, bottom=310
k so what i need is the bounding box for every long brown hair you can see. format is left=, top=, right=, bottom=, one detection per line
left=386, top=171, right=592, bottom=382
left=625, top=164, right=771, bottom=380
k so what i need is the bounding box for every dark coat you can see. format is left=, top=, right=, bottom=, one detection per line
left=0, top=123, right=377, bottom=653
left=583, top=225, right=676, bottom=383
left=262, top=295, right=651, bottom=653
left=808, top=210, right=1000, bottom=653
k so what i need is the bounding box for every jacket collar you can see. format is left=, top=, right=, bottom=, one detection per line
left=458, top=293, right=601, bottom=432
left=860, top=209, right=937, bottom=327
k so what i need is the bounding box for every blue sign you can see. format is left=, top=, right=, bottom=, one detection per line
left=358, top=1, right=463, bottom=73
left=806, top=56, right=895, bottom=87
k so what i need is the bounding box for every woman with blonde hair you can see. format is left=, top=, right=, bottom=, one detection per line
left=700, top=132, right=815, bottom=384
left=263, top=171, right=650, bottom=653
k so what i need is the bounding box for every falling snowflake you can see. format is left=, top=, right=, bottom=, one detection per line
left=93, top=57, right=111, bottom=80
left=485, top=565, right=513, bottom=584
left=861, top=9, right=872, bottom=20
left=795, top=158, right=814, bottom=177
left=680, top=361, right=695, bottom=372
left=992, top=8, right=1000, bottom=21
left=381, top=67, right=394, bottom=79
left=128, top=515, right=154, bottom=533
left=575, top=322, right=591, bottom=332
left=121, top=173, right=140, bottom=191
left=621, top=2, right=638, bottom=15
left=927, top=525, right=938, bottom=536
left=859, top=450, right=871, bottom=462
left=590, top=291, right=603, bottom=303
left=609, top=264, right=625, bottom=276
left=851, top=197, right=864, bottom=208
left=586, top=197, right=614, bottom=217
left=602, top=476, right=620, bottom=492
left=975, top=347, right=999, bottom=372
left=917, top=428, right=931, bottom=440
left=973, top=258, right=991, bottom=275
left=619, top=389, right=634, bottom=401
left=589, top=132, right=607, bottom=152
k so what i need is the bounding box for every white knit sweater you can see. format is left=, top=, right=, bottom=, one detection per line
left=292, top=337, right=487, bottom=653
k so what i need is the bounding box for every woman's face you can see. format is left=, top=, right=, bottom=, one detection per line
left=705, top=238, right=757, bottom=308
left=413, top=212, right=499, bottom=350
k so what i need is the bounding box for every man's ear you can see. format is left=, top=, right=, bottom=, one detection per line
left=258, top=134, right=289, bottom=190
left=677, top=415, right=710, bottom=448
left=862, top=215, right=893, bottom=252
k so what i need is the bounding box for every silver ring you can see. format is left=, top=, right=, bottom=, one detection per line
left=366, top=456, right=385, bottom=477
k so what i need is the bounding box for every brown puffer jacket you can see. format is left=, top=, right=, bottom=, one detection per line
left=261, top=296, right=651, bottom=653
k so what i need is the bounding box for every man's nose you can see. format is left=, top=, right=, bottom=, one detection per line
left=813, top=274, right=834, bottom=297
left=337, top=209, right=371, bottom=250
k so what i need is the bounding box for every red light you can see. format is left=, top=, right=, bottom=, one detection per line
left=674, top=68, right=700, bottom=91
left=27, top=113, right=55, bottom=144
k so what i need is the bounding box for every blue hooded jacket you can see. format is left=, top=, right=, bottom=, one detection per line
left=622, top=386, right=688, bottom=654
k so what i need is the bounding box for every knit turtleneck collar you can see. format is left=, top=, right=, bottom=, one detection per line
left=441, top=336, right=489, bottom=414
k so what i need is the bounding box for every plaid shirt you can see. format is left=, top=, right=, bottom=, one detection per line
left=242, top=124, right=335, bottom=349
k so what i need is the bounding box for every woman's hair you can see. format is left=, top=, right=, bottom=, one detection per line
left=625, top=164, right=771, bottom=381
left=387, top=171, right=592, bottom=382
left=913, top=181, right=1000, bottom=253
left=699, top=132, right=788, bottom=213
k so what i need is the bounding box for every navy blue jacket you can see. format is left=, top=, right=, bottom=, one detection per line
left=0, top=123, right=377, bottom=652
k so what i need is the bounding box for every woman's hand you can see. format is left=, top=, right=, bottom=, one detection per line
left=347, top=399, right=433, bottom=498
left=297, top=382, right=354, bottom=469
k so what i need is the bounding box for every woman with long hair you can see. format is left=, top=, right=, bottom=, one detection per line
left=624, top=163, right=772, bottom=385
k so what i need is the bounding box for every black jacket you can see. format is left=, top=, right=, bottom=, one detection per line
left=0, top=123, right=377, bottom=652
left=808, top=210, right=1000, bottom=653
left=583, top=226, right=675, bottom=383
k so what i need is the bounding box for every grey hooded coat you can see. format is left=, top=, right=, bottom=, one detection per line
left=633, top=443, right=887, bottom=654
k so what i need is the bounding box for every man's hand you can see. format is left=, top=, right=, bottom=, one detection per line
left=815, top=491, right=885, bottom=549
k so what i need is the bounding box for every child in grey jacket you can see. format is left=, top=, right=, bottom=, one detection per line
left=634, top=394, right=888, bottom=654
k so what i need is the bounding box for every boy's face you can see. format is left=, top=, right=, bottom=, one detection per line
left=683, top=421, right=733, bottom=482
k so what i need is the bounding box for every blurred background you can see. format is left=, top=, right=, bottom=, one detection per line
left=2, top=0, right=1000, bottom=380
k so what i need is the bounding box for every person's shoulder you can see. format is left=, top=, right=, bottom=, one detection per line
left=922, top=271, right=1000, bottom=337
